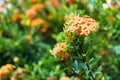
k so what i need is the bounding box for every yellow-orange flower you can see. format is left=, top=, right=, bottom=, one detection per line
left=65, top=13, right=98, bottom=36
left=32, top=4, right=44, bottom=12
left=26, top=34, right=31, bottom=41
left=75, top=77, right=82, bottom=80
left=31, top=18, right=43, bottom=27
left=25, top=9, right=36, bottom=19
left=41, top=21, right=48, bottom=32
left=12, top=9, right=21, bottom=22
left=29, top=0, right=37, bottom=3
left=50, top=43, right=67, bottom=57
left=11, top=77, right=20, bottom=80
left=13, top=57, right=19, bottom=62
left=0, top=64, right=15, bottom=78
left=46, top=77, right=52, bottom=80
left=45, top=0, right=60, bottom=7
left=17, top=68, right=26, bottom=74
left=60, top=76, right=70, bottom=80
left=67, top=0, right=75, bottom=5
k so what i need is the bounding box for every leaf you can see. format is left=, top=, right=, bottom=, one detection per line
left=113, top=45, right=120, bottom=55
left=89, top=58, right=94, bottom=64
left=73, top=60, right=78, bottom=71
left=83, top=42, right=89, bottom=54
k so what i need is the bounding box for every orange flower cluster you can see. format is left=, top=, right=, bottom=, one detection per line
left=31, top=18, right=43, bottom=27
left=50, top=43, right=67, bottom=56
left=25, top=9, right=36, bottom=19
left=32, top=4, right=44, bottom=12
left=50, top=43, right=69, bottom=60
left=65, top=14, right=98, bottom=36
left=0, top=64, right=15, bottom=78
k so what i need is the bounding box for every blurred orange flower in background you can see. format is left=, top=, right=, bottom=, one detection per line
left=0, top=64, right=15, bottom=78
left=26, top=34, right=32, bottom=42
left=12, top=9, right=21, bottom=22
left=31, top=18, right=43, bottom=27
left=46, top=77, right=52, bottom=80
left=42, top=21, right=48, bottom=33
left=60, top=76, right=70, bottom=80
left=11, top=77, right=20, bottom=80
left=30, top=0, right=37, bottom=3
left=25, top=9, right=36, bottom=19
left=45, top=0, right=60, bottom=7
left=32, top=4, right=44, bottom=12
left=75, top=77, right=82, bottom=80
left=68, top=0, right=75, bottom=5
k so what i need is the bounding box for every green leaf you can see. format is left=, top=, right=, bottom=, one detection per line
left=113, top=45, right=120, bottom=55
left=73, top=60, right=78, bottom=71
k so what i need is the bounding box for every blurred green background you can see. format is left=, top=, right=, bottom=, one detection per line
left=0, top=0, right=120, bottom=80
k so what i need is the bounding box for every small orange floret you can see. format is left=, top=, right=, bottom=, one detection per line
left=30, top=0, right=37, bottom=3
left=41, top=21, right=48, bottom=32
left=31, top=18, right=43, bottom=27
left=25, top=9, right=36, bottom=19
left=50, top=43, right=67, bottom=56
left=32, top=4, right=44, bottom=12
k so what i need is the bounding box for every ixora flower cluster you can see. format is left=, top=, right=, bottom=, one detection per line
left=0, top=64, right=15, bottom=78
left=65, top=13, right=99, bottom=36
left=50, top=13, right=99, bottom=79
left=0, top=64, right=26, bottom=80
left=50, top=43, right=69, bottom=60
left=50, top=13, right=98, bottom=59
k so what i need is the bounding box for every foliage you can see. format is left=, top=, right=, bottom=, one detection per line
left=0, top=0, right=120, bottom=80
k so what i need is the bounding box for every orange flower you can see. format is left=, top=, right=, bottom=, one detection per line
left=65, top=13, right=98, bottom=36
left=17, top=68, right=26, bottom=73
left=25, top=9, right=36, bottom=19
left=45, top=0, right=60, bottom=7
left=51, top=0, right=60, bottom=6
left=0, top=64, right=15, bottom=78
left=75, top=77, right=82, bottom=80
left=32, top=4, right=44, bottom=12
left=60, top=76, right=70, bottom=80
left=29, top=0, right=37, bottom=3
left=13, top=14, right=21, bottom=22
left=26, top=34, right=31, bottom=41
left=50, top=43, right=67, bottom=57
left=46, top=77, right=52, bottom=80
left=12, top=9, right=21, bottom=22
left=11, top=77, right=20, bottom=80
left=0, top=3, right=5, bottom=8
left=68, top=0, right=75, bottom=5
left=31, top=18, right=43, bottom=27
left=13, top=57, right=19, bottom=62
left=42, top=21, right=48, bottom=32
